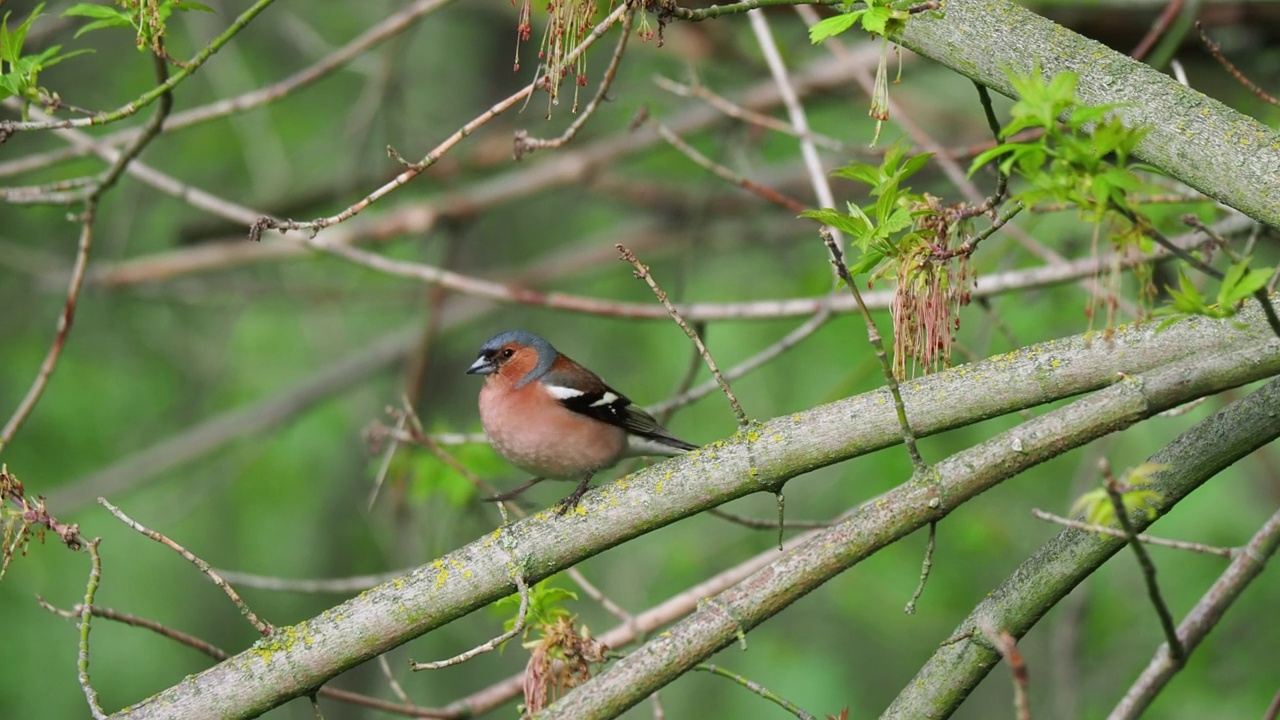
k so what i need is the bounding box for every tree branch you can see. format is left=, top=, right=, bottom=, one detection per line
left=107, top=304, right=1280, bottom=719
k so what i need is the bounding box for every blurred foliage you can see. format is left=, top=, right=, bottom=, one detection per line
left=1, top=1, right=1278, bottom=719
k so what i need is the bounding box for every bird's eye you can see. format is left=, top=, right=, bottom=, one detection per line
left=500, top=348, right=515, bottom=360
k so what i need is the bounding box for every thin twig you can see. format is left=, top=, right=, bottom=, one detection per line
left=694, top=663, right=817, bottom=720
left=77, top=538, right=107, bottom=720
left=1117, top=205, right=1280, bottom=339
left=41, top=597, right=227, bottom=659
left=0, top=0, right=275, bottom=134
left=618, top=244, right=747, bottom=425
left=98, top=497, right=272, bottom=635
left=978, top=621, right=1031, bottom=720
left=1196, top=22, right=1279, bottom=106
left=649, top=305, right=833, bottom=417
left=708, top=508, right=831, bottom=530
left=652, top=75, right=850, bottom=153
left=819, top=228, right=927, bottom=472
left=256, top=3, right=629, bottom=235
left=0, top=55, right=173, bottom=454
left=1102, top=462, right=1185, bottom=666
left=903, top=521, right=937, bottom=614
left=369, top=410, right=408, bottom=510
left=653, top=321, right=708, bottom=427
left=377, top=654, right=415, bottom=706
left=410, top=569, right=529, bottom=670
left=1107, top=505, right=1280, bottom=720
left=1130, top=0, right=1185, bottom=61
left=1265, top=688, right=1280, bottom=720
left=41, top=598, right=454, bottom=718
left=647, top=118, right=808, bottom=213
left=1031, top=508, right=1234, bottom=557
left=514, top=8, right=634, bottom=159
left=972, top=83, right=1008, bottom=216
left=747, top=6, right=841, bottom=258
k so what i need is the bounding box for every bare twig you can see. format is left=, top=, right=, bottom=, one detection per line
left=707, top=508, right=831, bottom=530
left=649, top=305, right=833, bottom=417
left=695, top=663, right=817, bottom=720
left=77, top=538, right=107, bottom=720
left=1196, top=21, right=1279, bottom=106
left=647, top=118, right=808, bottom=213
left=0, top=0, right=455, bottom=179
left=652, top=75, right=850, bottom=153
left=369, top=410, right=408, bottom=510
left=1130, top=0, right=1185, bottom=61
left=618, top=244, right=747, bottom=425
left=98, top=497, right=272, bottom=635
left=820, top=228, right=927, bottom=472
left=979, top=621, right=1031, bottom=720
left=1102, top=462, right=1184, bottom=666
left=0, top=55, right=173, bottom=454
left=903, top=521, right=937, bottom=614
left=0, top=0, right=275, bottom=133
left=1108, top=505, right=1280, bottom=720
left=256, top=3, right=629, bottom=235
left=41, top=597, right=226, bottom=659
left=1031, top=508, right=1234, bottom=557
left=747, top=6, right=841, bottom=258
left=410, top=569, right=529, bottom=670
left=377, top=654, right=415, bottom=707
left=41, top=598, right=457, bottom=717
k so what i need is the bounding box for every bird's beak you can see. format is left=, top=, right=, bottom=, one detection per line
left=466, top=356, right=496, bottom=375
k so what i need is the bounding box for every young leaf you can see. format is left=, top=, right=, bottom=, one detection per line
left=860, top=5, right=892, bottom=35
left=809, top=12, right=860, bottom=44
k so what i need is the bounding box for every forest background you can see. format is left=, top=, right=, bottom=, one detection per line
left=1, top=0, right=1279, bottom=718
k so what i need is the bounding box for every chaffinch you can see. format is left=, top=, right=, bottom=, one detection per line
left=466, top=330, right=697, bottom=513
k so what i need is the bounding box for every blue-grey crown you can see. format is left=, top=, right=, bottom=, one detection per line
left=477, top=330, right=558, bottom=386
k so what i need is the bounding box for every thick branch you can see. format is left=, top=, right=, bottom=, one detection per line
left=893, top=0, right=1280, bottom=228
left=542, top=343, right=1280, bottom=718
left=108, top=304, right=1279, bottom=719
left=882, top=375, right=1280, bottom=718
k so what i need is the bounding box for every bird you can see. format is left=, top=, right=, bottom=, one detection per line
left=466, top=330, right=697, bottom=514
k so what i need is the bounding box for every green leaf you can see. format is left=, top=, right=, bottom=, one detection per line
left=72, top=18, right=131, bottom=38
left=874, top=184, right=899, bottom=225
left=860, top=6, right=892, bottom=34
left=176, top=1, right=216, bottom=13
left=3, top=4, right=38, bottom=64
left=1163, top=268, right=1209, bottom=316
left=0, top=74, right=21, bottom=99
left=880, top=206, right=914, bottom=235
left=831, top=162, right=882, bottom=187
left=62, top=3, right=129, bottom=20
left=1218, top=259, right=1271, bottom=306
left=968, top=144, right=1013, bottom=176
left=801, top=207, right=873, bottom=240
left=899, top=151, right=933, bottom=181
left=847, top=248, right=887, bottom=277
left=809, top=12, right=861, bottom=44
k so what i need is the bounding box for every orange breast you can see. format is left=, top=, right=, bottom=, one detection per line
left=479, top=382, right=627, bottom=478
